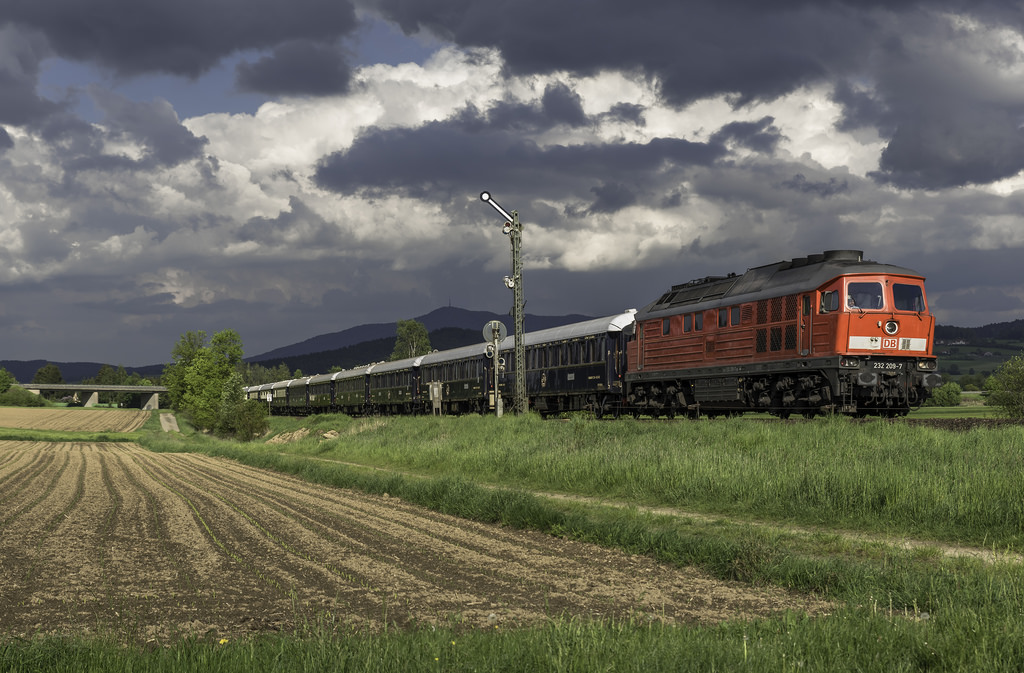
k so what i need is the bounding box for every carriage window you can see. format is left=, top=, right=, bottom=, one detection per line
left=847, top=282, right=884, bottom=310
left=893, top=284, right=926, bottom=312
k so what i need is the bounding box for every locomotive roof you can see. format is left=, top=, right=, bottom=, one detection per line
left=638, top=250, right=923, bottom=319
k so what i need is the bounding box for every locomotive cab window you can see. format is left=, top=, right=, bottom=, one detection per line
left=893, top=283, right=926, bottom=312
left=820, top=290, right=840, bottom=313
left=846, top=282, right=884, bottom=310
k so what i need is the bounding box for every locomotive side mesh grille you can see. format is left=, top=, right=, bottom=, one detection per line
left=756, top=329, right=768, bottom=353
left=785, top=324, right=797, bottom=350
left=770, top=326, right=783, bottom=351
left=785, top=295, right=798, bottom=320
left=757, top=300, right=768, bottom=324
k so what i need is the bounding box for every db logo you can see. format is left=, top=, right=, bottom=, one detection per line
left=881, top=338, right=899, bottom=349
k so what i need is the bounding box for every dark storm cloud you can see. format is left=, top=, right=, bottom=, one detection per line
left=371, top=0, right=863, bottom=104
left=240, top=196, right=343, bottom=247
left=236, top=41, right=353, bottom=96
left=0, top=27, right=62, bottom=125
left=586, top=182, right=637, bottom=214
left=872, top=106, right=1024, bottom=189
left=780, top=174, right=849, bottom=198
left=369, top=0, right=1024, bottom=190
left=540, top=83, right=588, bottom=128
left=602, top=103, right=646, bottom=126
left=3, top=0, right=359, bottom=79
left=313, top=117, right=725, bottom=200
left=89, top=90, right=208, bottom=167
left=468, top=82, right=593, bottom=132
left=710, top=117, right=782, bottom=154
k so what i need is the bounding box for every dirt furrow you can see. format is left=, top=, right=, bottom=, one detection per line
left=164, top=454, right=575, bottom=603
left=0, top=445, right=54, bottom=502
left=0, top=408, right=149, bottom=433
left=0, top=448, right=73, bottom=532
left=0, top=446, right=88, bottom=627
left=157, top=454, right=483, bottom=623
left=124, top=450, right=385, bottom=630
left=162, top=453, right=829, bottom=628
left=0, top=441, right=832, bottom=642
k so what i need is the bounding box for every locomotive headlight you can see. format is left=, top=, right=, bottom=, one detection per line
left=884, top=320, right=899, bottom=335
left=917, top=359, right=938, bottom=371
left=840, top=356, right=860, bottom=368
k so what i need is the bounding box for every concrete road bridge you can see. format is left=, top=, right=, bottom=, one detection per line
left=19, top=384, right=167, bottom=410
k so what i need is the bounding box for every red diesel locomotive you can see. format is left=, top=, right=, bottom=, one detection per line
left=624, top=249, right=941, bottom=418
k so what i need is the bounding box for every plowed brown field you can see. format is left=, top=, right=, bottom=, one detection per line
left=0, top=410, right=830, bottom=643
left=0, top=408, right=149, bottom=432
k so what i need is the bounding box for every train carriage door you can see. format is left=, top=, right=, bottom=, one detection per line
left=799, top=294, right=812, bottom=356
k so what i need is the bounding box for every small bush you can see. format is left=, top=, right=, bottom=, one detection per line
left=986, top=354, right=1024, bottom=420
left=0, top=385, right=48, bottom=407
left=926, top=381, right=962, bottom=407
left=230, top=399, right=270, bottom=442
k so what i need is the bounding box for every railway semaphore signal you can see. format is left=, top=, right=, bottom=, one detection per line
left=480, top=191, right=527, bottom=415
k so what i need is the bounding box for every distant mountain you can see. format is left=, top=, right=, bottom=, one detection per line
left=935, top=319, right=1024, bottom=344
left=0, top=360, right=162, bottom=385
left=0, top=307, right=592, bottom=384
left=248, top=327, right=484, bottom=375
left=247, top=306, right=594, bottom=362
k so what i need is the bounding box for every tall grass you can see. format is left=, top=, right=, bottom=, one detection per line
left=206, top=414, right=1024, bottom=549
left=5, top=603, right=1024, bottom=673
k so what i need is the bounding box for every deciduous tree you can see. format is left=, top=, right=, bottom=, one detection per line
left=32, top=363, right=63, bottom=385
left=0, top=367, right=14, bottom=394
left=163, top=329, right=248, bottom=433
left=163, top=331, right=207, bottom=409
left=390, top=319, right=431, bottom=361
left=986, top=353, right=1024, bottom=420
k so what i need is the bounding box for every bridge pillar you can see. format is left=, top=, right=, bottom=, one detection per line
left=141, top=393, right=159, bottom=410
left=83, top=392, right=99, bottom=408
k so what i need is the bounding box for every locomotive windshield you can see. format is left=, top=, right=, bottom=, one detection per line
left=893, top=283, right=926, bottom=312
left=846, top=282, right=884, bottom=310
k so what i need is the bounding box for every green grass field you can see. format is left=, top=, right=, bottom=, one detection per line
left=4, top=411, right=1024, bottom=672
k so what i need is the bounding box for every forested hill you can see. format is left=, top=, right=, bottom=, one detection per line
left=248, top=327, right=480, bottom=376
left=247, top=306, right=594, bottom=362
left=935, top=319, right=1024, bottom=343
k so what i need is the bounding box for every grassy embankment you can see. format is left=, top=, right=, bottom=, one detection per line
left=4, top=411, right=1024, bottom=671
